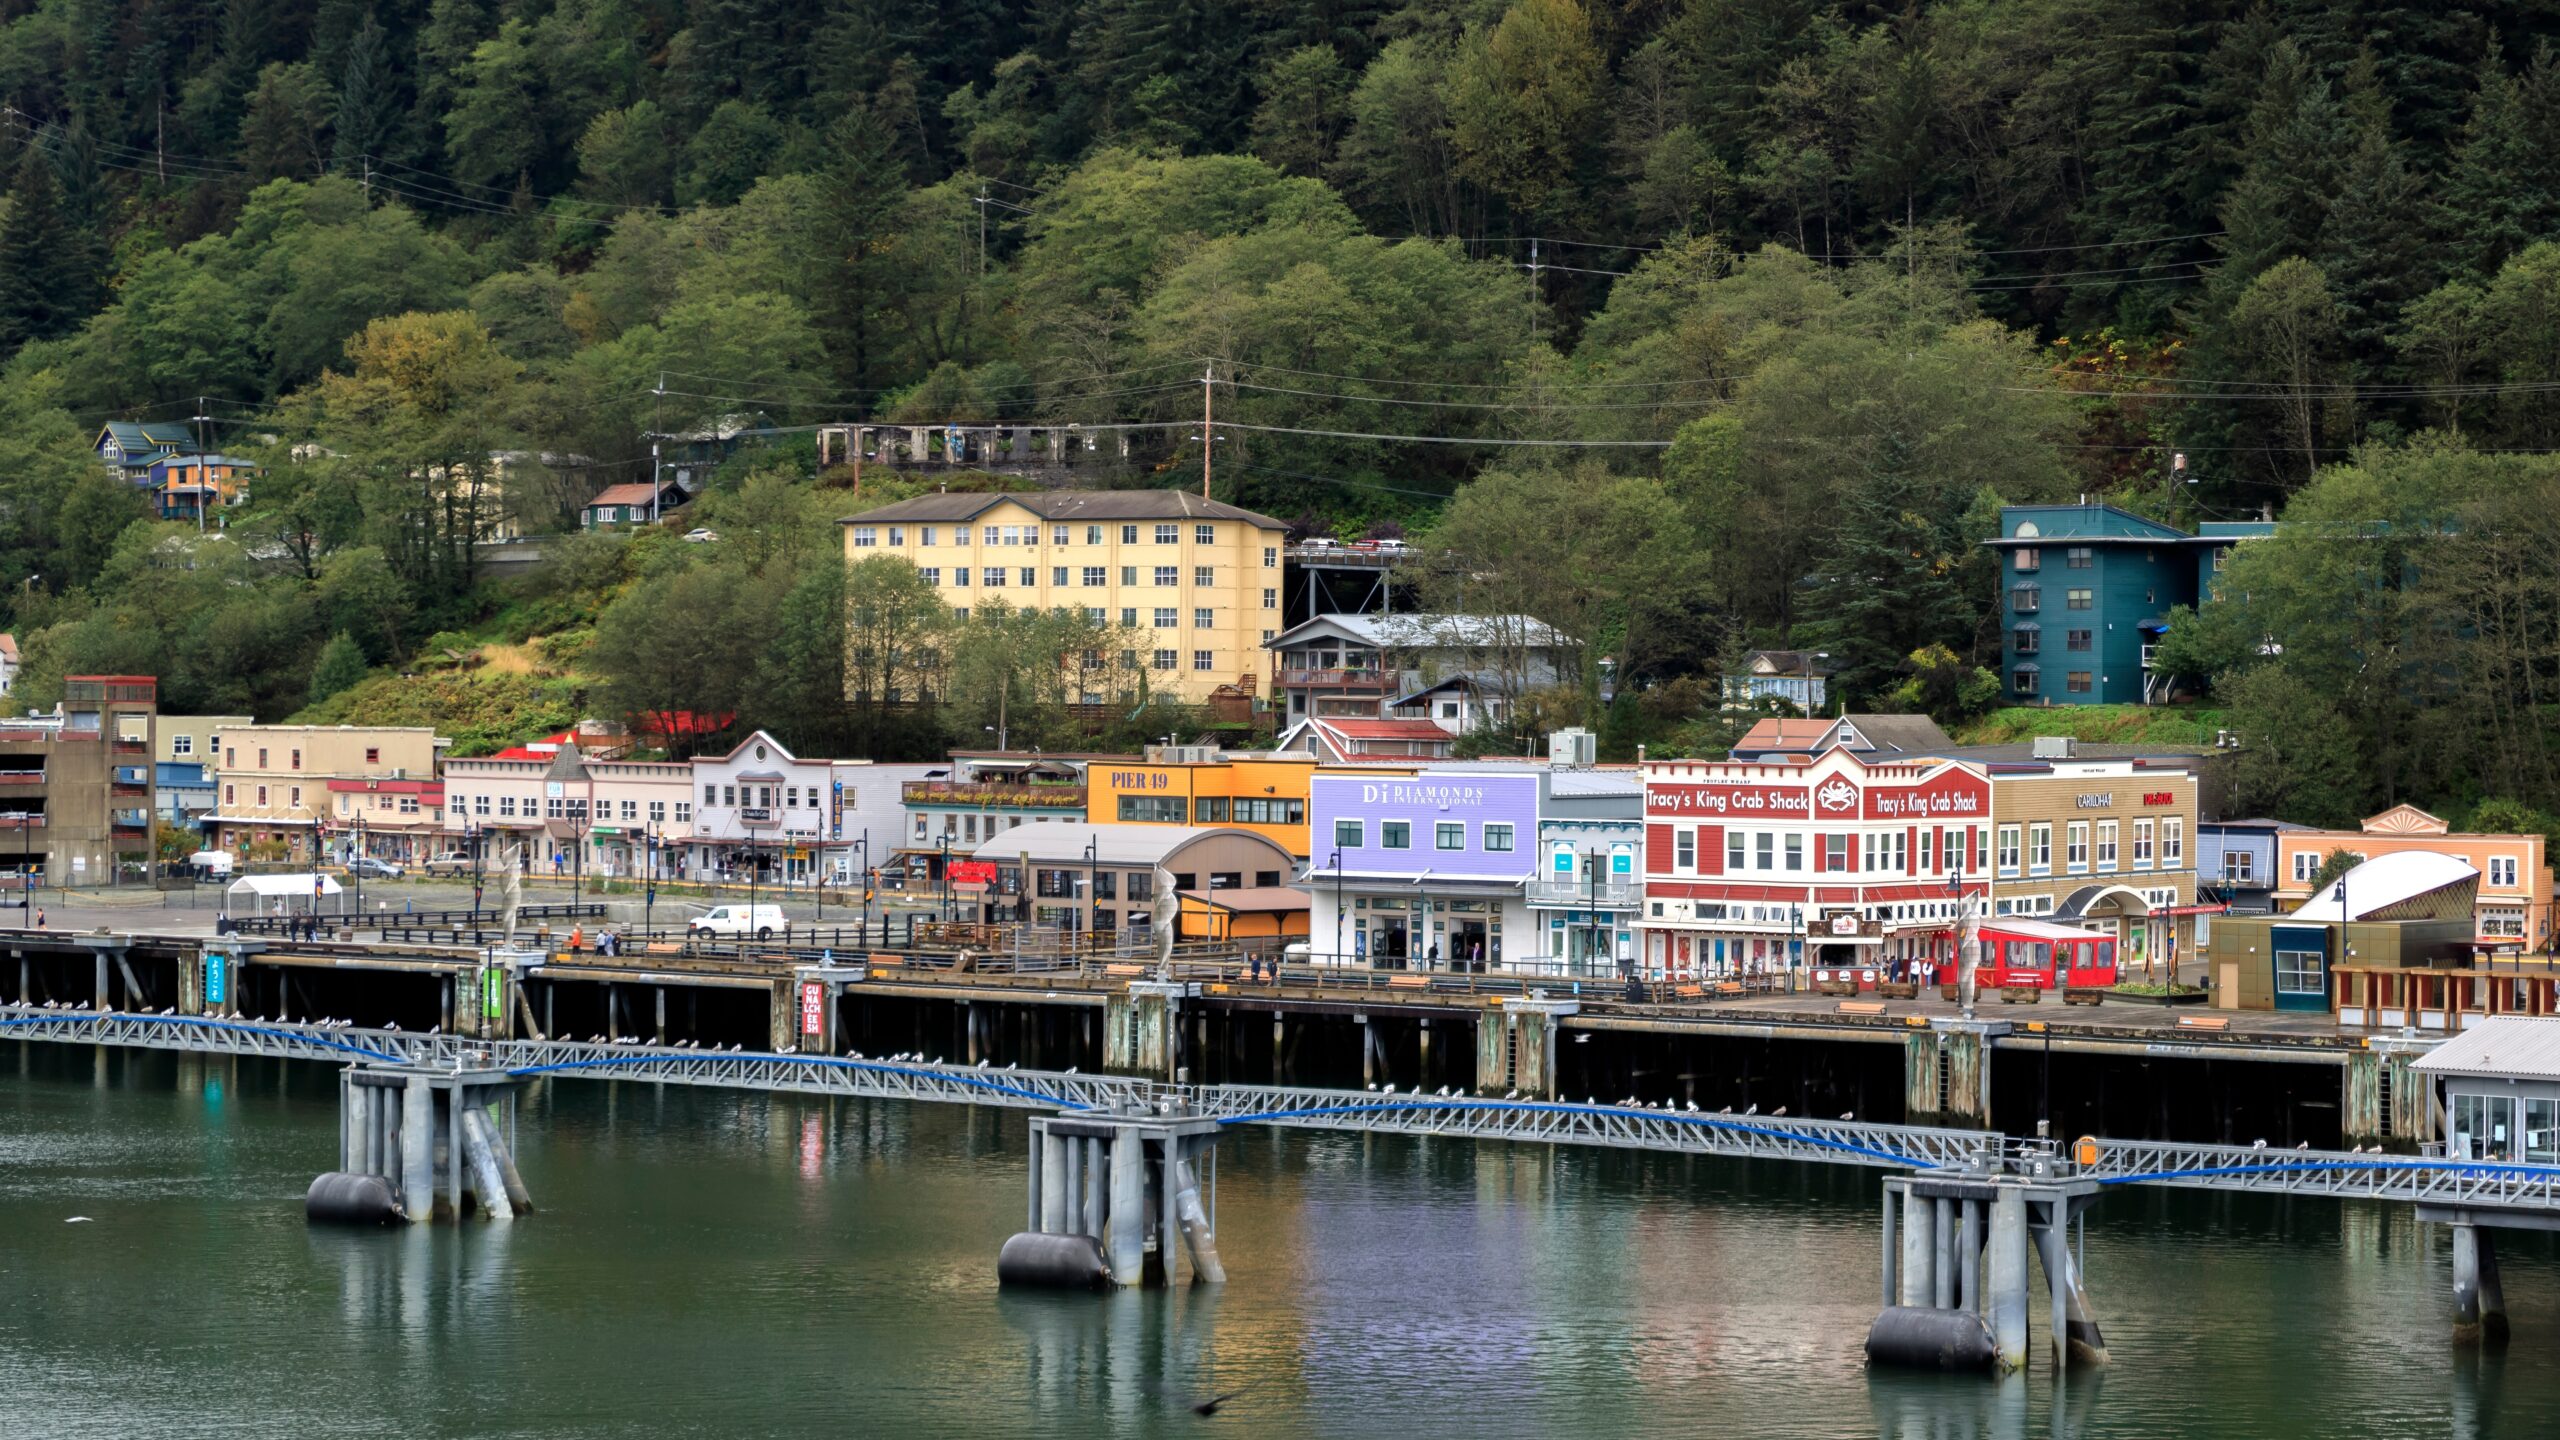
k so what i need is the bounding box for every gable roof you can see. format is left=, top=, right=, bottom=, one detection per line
left=840, top=488, right=1286, bottom=529
left=2413, top=1016, right=2560, bottom=1081
left=1267, top=612, right=1570, bottom=652
left=586, top=482, right=665, bottom=508
left=1733, top=718, right=1833, bottom=754
left=96, top=421, right=196, bottom=456
left=1834, top=713, right=1956, bottom=756
left=1735, top=650, right=1832, bottom=676
left=2362, top=804, right=2451, bottom=836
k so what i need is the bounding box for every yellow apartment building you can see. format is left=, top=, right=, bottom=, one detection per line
left=839, top=490, right=1290, bottom=704
left=1083, top=750, right=1406, bottom=858
left=211, top=724, right=446, bottom=861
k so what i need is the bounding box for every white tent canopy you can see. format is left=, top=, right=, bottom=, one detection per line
left=225, top=873, right=344, bottom=914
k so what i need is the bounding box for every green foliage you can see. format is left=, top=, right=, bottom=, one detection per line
left=307, top=630, right=370, bottom=704
left=296, top=669, right=583, bottom=755
left=0, top=0, right=2556, bottom=792
left=2305, top=847, right=2366, bottom=893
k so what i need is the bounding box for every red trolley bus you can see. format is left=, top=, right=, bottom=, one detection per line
left=1974, top=918, right=2119, bottom=990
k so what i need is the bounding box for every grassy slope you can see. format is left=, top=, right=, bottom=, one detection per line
left=1953, top=704, right=2229, bottom=749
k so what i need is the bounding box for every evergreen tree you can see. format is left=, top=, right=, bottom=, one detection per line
left=2435, top=41, right=2560, bottom=278
left=331, top=13, right=406, bottom=176
left=815, top=105, right=911, bottom=390
left=308, top=631, right=371, bottom=705
left=0, top=150, right=92, bottom=353
left=1796, top=435, right=1973, bottom=706
left=2318, top=114, right=2431, bottom=380
left=2211, top=39, right=2348, bottom=299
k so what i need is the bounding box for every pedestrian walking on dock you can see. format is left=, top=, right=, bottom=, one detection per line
left=32, top=906, right=43, bottom=929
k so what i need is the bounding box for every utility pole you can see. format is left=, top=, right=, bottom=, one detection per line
left=190, top=397, right=213, bottom=533
left=1527, top=238, right=1541, bottom=348
left=650, top=372, right=665, bottom=524
left=975, top=189, right=988, bottom=277
left=1201, top=363, right=1214, bottom=500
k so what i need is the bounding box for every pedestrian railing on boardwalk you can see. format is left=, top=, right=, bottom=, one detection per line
left=8, top=1004, right=2560, bottom=1211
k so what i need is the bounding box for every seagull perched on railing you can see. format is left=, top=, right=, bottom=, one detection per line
left=1742, top=1104, right=1758, bottom=1116
left=2251, top=1139, right=2268, bottom=1150
left=1772, top=1106, right=1787, bottom=1117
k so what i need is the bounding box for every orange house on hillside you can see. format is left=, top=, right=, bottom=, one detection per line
left=2272, top=805, right=2552, bottom=951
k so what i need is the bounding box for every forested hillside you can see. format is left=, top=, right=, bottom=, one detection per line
left=5, top=2, right=2560, bottom=805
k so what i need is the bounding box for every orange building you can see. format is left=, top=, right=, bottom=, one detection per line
left=2272, top=805, right=2553, bottom=951
left=1085, top=748, right=1412, bottom=859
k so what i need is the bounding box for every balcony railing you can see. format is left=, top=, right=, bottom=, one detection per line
left=1278, top=668, right=1399, bottom=690
left=0, top=772, right=43, bottom=785
left=1526, top=876, right=1640, bottom=906
left=901, top=780, right=1089, bottom=810
left=0, top=815, right=47, bottom=828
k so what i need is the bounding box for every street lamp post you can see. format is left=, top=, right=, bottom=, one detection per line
left=850, top=835, right=868, bottom=943
left=1802, top=650, right=1831, bottom=717
left=644, top=821, right=658, bottom=936
left=1083, top=836, right=1099, bottom=946
left=939, top=835, right=953, bottom=922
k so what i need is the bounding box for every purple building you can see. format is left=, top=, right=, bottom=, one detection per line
left=1305, top=772, right=1539, bottom=968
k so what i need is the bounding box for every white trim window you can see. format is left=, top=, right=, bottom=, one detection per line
left=1997, top=824, right=2021, bottom=875
left=2162, top=819, right=2183, bottom=867
left=2131, top=819, right=2154, bottom=868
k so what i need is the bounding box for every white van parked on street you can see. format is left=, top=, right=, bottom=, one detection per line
left=688, top=903, right=789, bottom=940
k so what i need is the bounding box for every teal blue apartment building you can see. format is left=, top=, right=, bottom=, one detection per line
left=1987, top=504, right=2277, bottom=706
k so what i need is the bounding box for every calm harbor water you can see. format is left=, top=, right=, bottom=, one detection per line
left=3, top=1043, right=2555, bottom=1439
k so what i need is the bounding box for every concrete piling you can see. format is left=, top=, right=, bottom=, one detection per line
left=1900, top=1189, right=1933, bottom=1308
left=1108, top=1126, right=1145, bottom=1280
left=1988, top=1189, right=2030, bottom=1372
left=1932, top=1198, right=1956, bottom=1310
left=2450, top=1223, right=2509, bottom=1345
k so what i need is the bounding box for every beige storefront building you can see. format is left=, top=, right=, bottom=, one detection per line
left=211, top=725, right=446, bottom=861
left=1984, top=758, right=2203, bottom=977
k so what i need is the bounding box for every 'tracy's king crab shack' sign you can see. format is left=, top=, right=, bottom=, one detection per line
left=1646, top=760, right=1988, bottom=822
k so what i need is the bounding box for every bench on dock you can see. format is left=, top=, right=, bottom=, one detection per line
left=1102, top=963, right=1146, bottom=979
left=1672, top=984, right=1705, bottom=1003
left=1716, top=981, right=1746, bottom=998
left=2175, top=1014, right=2231, bottom=1032
left=643, top=942, right=683, bottom=958
left=1836, top=1000, right=1888, bottom=1018
left=1386, top=974, right=1430, bottom=991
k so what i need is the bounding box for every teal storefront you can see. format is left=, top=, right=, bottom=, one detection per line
left=2269, top=923, right=2331, bottom=1012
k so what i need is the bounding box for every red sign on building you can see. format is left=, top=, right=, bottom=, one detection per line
left=799, top=981, right=824, bottom=1036
left=948, top=860, right=1000, bottom=886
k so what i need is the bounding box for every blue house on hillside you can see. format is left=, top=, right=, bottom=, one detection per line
left=95, top=421, right=199, bottom=485
left=1985, top=504, right=2277, bottom=707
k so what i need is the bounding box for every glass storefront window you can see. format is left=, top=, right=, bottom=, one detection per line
left=2274, top=948, right=2324, bottom=995
left=2528, top=1097, right=2560, bottom=1165
left=2453, top=1092, right=2513, bottom=1161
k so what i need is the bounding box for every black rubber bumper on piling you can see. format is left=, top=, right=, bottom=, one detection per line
left=1864, top=1307, right=1997, bottom=1372
left=305, top=1172, right=406, bottom=1226
left=996, top=1232, right=1115, bottom=1291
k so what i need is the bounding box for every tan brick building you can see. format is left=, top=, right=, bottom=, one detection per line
left=211, top=725, right=445, bottom=861
left=1985, top=758, right=2203, bottom=977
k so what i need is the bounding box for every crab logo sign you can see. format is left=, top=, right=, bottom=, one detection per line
left=1816, top=778, right=1859, bottom=814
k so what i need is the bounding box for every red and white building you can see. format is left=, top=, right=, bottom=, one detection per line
left=1635, top=750, right=1993, bottom=981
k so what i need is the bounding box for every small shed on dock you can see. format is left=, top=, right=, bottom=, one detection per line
left=2414, top=1016, right=2560, bottom=1163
